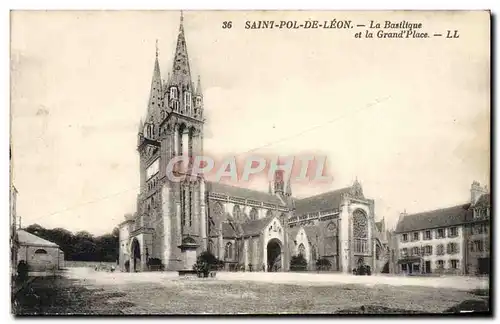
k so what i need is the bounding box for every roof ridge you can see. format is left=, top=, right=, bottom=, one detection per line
left=404, top=202, right=471, bottom=217
left=207, top=181, right=280, bottom=198
left=295, top=186, right=351, bottom=201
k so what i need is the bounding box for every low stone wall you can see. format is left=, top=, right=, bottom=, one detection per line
left=64, top=261, right=117, bottom=269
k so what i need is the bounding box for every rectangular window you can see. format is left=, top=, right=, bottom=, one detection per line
left=413, top=232, right=419, bottom=241
left=424, top=230, right=431, bottom=240
left=402, top=234, right=408, bottom=242
left=425, top=245, right=433, bottom=255
left=354, top=239, right=368, bottom=253
left=448, top=227, right=458, bottom=237
left=412, top=247, right=419, bottom=256
left=446, top=242, right=459, bottom=254
left=437, top=228, right=445, bottom=238
left=436, top=244, right=445, bottom=255
left=450, top=260, right=459, bottom=269
left=472, top=240, right=484, bottom=252
left=401, top=248, right=408, bottom=257
left=436, top=260, right=444, bottom=269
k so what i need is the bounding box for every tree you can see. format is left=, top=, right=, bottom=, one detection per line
left=290, top=254, right=308, bottom=271
left=23, top=224, right=119, bottom=262
left=193, top=251, right=223, bottom=277
left=316, top=258, right=332, bottom=271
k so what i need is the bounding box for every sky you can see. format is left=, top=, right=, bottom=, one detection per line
left=11, top=11, right=490, bottom=235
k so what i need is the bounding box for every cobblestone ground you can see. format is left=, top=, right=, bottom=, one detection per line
left=13, top=268, right=490, bottom=315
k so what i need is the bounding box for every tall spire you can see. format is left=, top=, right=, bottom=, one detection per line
left=138, top=118, right=144, bottom=133
left=146, top=40, right=162, bottom=122
left=195, top=75, right=203, bottom=96
left=285, top=179, right=292, bottom=197
left=171, top=11, right=192, bottom=88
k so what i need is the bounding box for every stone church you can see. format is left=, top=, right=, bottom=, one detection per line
left=118, top=14, right=388, bottom=274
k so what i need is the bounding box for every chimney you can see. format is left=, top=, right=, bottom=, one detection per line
left=470, top=181, right=487, bottom=205
left=398, top=209, right=408, bottom=223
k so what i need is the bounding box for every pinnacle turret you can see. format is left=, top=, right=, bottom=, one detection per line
left=171, top=12, right=193, bottom=89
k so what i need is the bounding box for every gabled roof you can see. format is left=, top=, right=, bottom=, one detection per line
left=475, top=193, right=491, bottom=207
left=18, top=230, right=59, bottom=248
left=207, top=181, right=285, bottom=206
left=240, top=216, right=274, bottom=236
left=303, top=226, right=320, bottom=243
left=222, top=222, right=238, bottom=238
left=294, top=187, right=351, bottom=215
left=395, top=203, right=472, bottom=233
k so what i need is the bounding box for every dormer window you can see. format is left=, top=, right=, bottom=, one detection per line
left=170, top=87, right=178, bottom=100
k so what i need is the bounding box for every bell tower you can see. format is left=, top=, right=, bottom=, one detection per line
left=160, top=12, right=206, bottom=270
left=133, top=12, right=206, bottom=271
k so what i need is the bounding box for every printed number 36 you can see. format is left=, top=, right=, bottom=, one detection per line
left=222, top=21, right=232, bottom=29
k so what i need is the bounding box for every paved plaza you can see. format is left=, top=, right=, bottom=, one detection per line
left=14, top=268, right=490, bottom=315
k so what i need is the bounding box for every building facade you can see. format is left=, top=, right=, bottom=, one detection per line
left=10, top=184, right=19, bottom=277
left=17, top=230, right=64, bottom=273
left=118, top=14, right=388, bottom=274
left=394, top=181, right=490, bottom=275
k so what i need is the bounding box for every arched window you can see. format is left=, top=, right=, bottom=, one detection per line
left=185, top=91, right=192, bottom=114
left=312, top=246, right=317, bottom=261
left=353, top=209, right=368, bottom=254
left=298, top=244, right=306, bottom=257
left=249, top=208, right=258, bottom=221
left=213, top=202, right=224, bottom=220
left=233, top=205, right=242, bottom=222
left=35, top=249, right=47, bottom=254
left=173, top=101, right=179, bottom=112
left=225, top=242, right=233, bottom=260
left=170, top=87, right=178, bottom=99
left=208, top=240, right=215, bottom=254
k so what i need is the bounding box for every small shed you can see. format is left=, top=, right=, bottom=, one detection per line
left=17, top=230, right=63, bottom=273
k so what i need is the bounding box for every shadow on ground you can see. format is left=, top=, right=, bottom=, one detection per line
left=13, top=276, right=135, bottom=315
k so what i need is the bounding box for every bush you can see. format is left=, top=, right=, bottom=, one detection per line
left=353, top=264, right=371, bottom=276
left=193, top=251, right=223, bottom=277
left=148, top=258, right=164, bottom=271
left=290, top=254, right=308, bottom=271
left=316, top=258, right=332, bottom=271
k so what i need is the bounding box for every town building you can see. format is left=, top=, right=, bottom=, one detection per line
left=394, top=181, right=490, bottom=275
left=117, top=13, right=389, bottom=274
left=17, top=230, right=65, bottom=273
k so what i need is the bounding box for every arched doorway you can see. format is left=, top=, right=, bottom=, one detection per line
left=267, top=238, right=282, bottom=272
left=131, top=238, right=141, bottom=272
